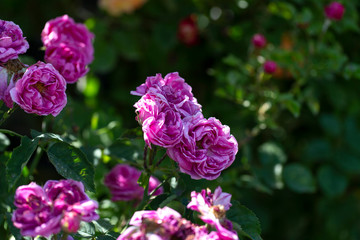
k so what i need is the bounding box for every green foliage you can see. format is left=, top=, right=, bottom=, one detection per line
left=283, top=163, right=316, bottom=193
left=1, top=0, right=360, bottom=239
left=47, top=142, right=95, bottom=192
left=227, top=201, right=262, bottom=240
left=6, top=136, right=39, bottom=190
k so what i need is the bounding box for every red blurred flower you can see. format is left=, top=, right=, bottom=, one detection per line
left=324, top=2, right=345, bottom=21
left=263, top=60, right=277, bottom=74
left=177, top=15, right=199, bottom=46
left=251, top=33, right=267, bottom=48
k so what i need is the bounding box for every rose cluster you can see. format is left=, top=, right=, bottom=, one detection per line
left=0, top=16, right=94, bottom=116
left=42, top=15, right=94, bottom=84
left=132, top=72, right=238, bottom=180
left=104, top=164, right=163, bottom=202
left=12, top=179, right=99, bottom=237
left=117, top=186, right=238, bottom=240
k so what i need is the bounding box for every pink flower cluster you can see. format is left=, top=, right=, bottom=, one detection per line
left=251, top=34, right=278, bottom=75
left=117, top=186, right=238, bottom=240
left=132, top=72, right=238, bottom=180
left=104, top=164, right=163, bottom=202
left=12, top=179, right=99, bottom=237
left=0, top=20, right=29, bottom=63
left=41, top=15, right=94, bottom=84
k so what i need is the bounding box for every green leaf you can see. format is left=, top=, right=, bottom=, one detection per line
left=320, top=114, right=341, bottom=137
left=74, top=221, right=96, bottom=238
left=283, top=163, right=316, bottom=193
left=96, top=232, right=118, bottom=240
left=31, top=129, right=64, bottom=142
left=93, top=219, right=114, bottom=234
left=258, top=142, right=287, bottom=166
left=317, top=165, right=348, bottom=197
left=333, top=151, right=360, bottom=174
left=47, top=142, right=95, bottom=192
left=279, top=94, right=301, bottom=117
left=227, top=200, right=262, bottom=240
left=6, top=136, right=39, bottom=189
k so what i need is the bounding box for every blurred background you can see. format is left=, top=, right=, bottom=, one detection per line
left=2, top=0, right=360, bottom=239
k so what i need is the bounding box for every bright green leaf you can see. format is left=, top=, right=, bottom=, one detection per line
left=47, top=142, right=95, bottom=192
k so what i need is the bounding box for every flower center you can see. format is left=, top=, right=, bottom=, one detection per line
left=211, top=205, right=226, bottom=219
left=35, top=82, right=46, bottom=93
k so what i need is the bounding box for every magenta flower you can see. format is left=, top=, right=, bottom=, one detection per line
left=188, top=186, right=232, bottom=215
left=0, top=67, right=15, bottom=108
left=263, top=60, right=277, bottom=74
left=0, top=20, right=29, bottom=63
left=251, top=34, right=267, bottom=49
left=324, top=2, right=345, bottom=21
left=119, top=207, right=203, bottom=240
left=43, top=179, right=99, bottom=222
left=135, top=90, right=183, bottom=148
left=131, top=73, right=164, bottom=97
left=44, top=43, right=89, bottom=84
left=187, top=187, right=238, bottom=240
left=12, top=182, right=62, bottom=237
left=9, top=61, right=67, bottom=116
left=167, top=113, right=238, bottom=180
left=131, top=72, right=202, bottom=118
left=41, top=15, right=94, bottom=64
left=12, top=180, right=99, bottom=238
left=61, top=211, right=81, bottom=233
left=104, top=164, right=163, bottom=202
left=161, top=72, right=201, bottom=117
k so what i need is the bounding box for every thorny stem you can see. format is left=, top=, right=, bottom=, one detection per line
left=148, top=146, right=157, bottom=167
left=155, top=152, right=168, bottom=167
left=143, top=145, right=148, bottom=171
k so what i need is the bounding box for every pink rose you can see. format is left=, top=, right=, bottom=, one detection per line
left=263, top=60, right=277, bottom=74
left=167, top=113, right=238, bottom=180
left=135, top=91, right=183, bottom=148
left=161, top=72, right=201, bottom=117
left=10, top=61, right=67, bottom=116
left=44, top=179, right=90, bottom=212
left=0, top=20, right=29, bottom=63
left=251, top=34, right=267, bottom=48
left=131, top=72, right=202, bottom=118
left=104, top=164, right=163, bottom=202
left=41, top=15, right=94, bottom=65
left=130, top=73, right=164, bottom=96
left=324, top=2, right=345, bottom=21
left=44, top=179, right=99, bottom=225
left=44, top=43, right=89, bottom=84
left=12, top=182, right=62, bottom=237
